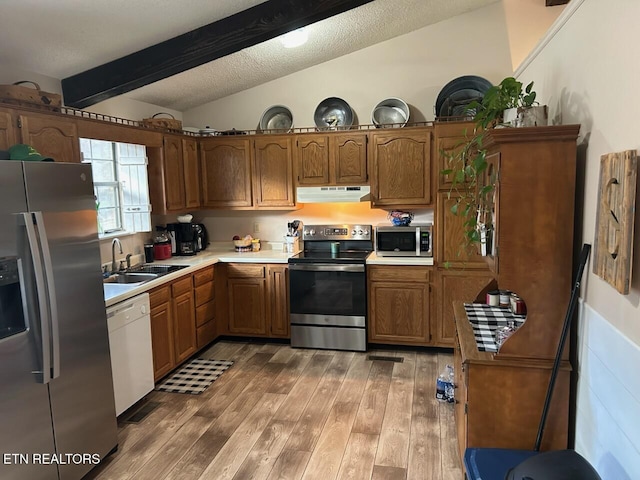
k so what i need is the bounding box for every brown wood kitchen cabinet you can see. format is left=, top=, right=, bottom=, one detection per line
left=149, top=284, right=176, bottom=381
left=226, top=264, right=268, bottom=335
left=295, top=132, right=367, bottom=185
left=0, top=108, right=17, bottom=149
left=171, top=275, right=197, bottom=364
left=369, top=127, right=432, bottom=207
left=149, top=272, right=197, bottom=381
left=368, top=265, right=432, bottom=345
left=267, top=264, right=290, bottom=338
left=223, top=263, right=290, bottom=338
left=453, top=125, right=581, bottom=459
left=149, top=135, right=201, bottom=213
left=200, top=135, right=296, bottom=209
left=18, top=111, right=81, bottom=163
left=200, top=136, right=253, bottom=208
left=436, top=191, right=490, bottom=270
left=434, top=120, right=474, bottom=190
left=194, top=265, right=217, bottom=348
left=253, top=135, right=295, bottom=208
left=434, top=269, right=492, bottom=347
left=432, top=120, right=491, bottom=348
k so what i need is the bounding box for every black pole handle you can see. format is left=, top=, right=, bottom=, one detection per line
left=534, top=243, right=591, bottom=451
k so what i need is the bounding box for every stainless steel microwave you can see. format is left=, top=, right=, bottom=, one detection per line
left=375, top=224, right=433, bottom=257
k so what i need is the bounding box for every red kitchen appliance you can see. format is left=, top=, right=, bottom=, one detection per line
left=153, top=229, right=172, bottom=260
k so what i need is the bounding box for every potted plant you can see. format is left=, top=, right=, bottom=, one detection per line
left=441, top=77, right=543, bottom=258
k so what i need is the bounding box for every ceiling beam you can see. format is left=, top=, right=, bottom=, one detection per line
left=61, top=0, right=374, bottom=109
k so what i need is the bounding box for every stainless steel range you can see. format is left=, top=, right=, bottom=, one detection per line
left=288, top=224, right=372, bottom=352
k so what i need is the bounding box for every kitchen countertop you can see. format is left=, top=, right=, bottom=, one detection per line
left=104, top=246, right=298, bottom=307
left=365, top=252, right=435, bottom=266
left=104, top=248, right=435, bottom=307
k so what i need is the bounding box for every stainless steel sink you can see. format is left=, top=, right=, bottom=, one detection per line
left=104, top=273, right=159, bottom=284
left=128, top=264, right=189, bottom=275
left=103, top=264, right=189, bottom=286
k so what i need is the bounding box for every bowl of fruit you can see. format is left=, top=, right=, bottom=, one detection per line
left=233, top=235, right=253, bottom=251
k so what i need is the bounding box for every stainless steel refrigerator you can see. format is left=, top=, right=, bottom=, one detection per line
left=0, top=161, right=118, bottom=480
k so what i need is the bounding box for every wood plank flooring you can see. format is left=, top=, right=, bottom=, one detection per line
left=85, top=341, right=462, bottom=480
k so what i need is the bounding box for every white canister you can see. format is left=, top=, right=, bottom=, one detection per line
left=284, top=236, right=299, bottom=253
left=486, top=290, right=500, bottom=306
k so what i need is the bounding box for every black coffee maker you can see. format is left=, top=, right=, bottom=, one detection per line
left=167, top=223, right=208, bottom=255
left=168, top=223, right=197, bottom=255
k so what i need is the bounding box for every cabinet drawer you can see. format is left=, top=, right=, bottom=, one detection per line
left=227, top=264, right=265, bottom=278
left=194, top=267, right=214, bottom=286
left=149, top=285, right=170, bottom=307
left=171, top=275, right=193, bottom=296
left=368, top=265, right=431, bottom=282
left=196, top=300, right=216, bottom=327
left=195, top=282, right=215, bottom=306
left=197, top=320, right=217, bottom=349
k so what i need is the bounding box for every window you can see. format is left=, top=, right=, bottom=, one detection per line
left=80, top=139, right=151, bottom=237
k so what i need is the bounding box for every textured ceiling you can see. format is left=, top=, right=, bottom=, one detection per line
left=0, top=0, right=498, bottom=112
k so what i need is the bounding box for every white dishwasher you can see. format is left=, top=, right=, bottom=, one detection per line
left=106, top=293, right=154, bottom=416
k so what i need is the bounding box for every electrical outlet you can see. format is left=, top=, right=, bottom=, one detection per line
left=253, top=222, right=260, bottom=233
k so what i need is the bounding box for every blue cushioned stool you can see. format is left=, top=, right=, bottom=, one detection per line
left=464, top=448, right=538, bottom=480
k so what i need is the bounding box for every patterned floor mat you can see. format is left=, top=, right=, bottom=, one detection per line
left=155, top=358, right=234, bottom=395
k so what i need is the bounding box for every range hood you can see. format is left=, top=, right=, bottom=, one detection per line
left=296, top=186, right=371, bottom=203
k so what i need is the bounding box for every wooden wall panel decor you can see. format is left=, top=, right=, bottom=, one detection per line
left=594, top=150, right=638, bottom=294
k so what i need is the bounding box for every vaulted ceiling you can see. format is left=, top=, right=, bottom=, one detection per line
left=0, top=0, right=499, bottom=112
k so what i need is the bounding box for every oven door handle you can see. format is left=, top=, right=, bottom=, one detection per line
left=289, top=263, right=365, bottom=273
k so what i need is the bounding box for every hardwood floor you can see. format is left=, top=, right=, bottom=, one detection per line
left=86, top=341, right=462, bottom=480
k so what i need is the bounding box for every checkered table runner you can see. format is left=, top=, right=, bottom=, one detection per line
left=464, top=303, right=526, bottom=352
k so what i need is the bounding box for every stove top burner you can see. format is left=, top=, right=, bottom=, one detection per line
left=289, top=250, right=371, bottom=264
left=290, top=224, right=373, bottom=265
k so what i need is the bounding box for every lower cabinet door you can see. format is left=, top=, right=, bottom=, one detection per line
left=172, top=291, right=197, bottom=364
left=150, top=301, right=175, bottom=381
left=435, top=270, right=493, bottom=346
left=368, top=281, right=430, bottom=345
left=197, top=320, right=217, bottom=349
left=268, top=265, right=289, bottom=338
left=228, top=278, right=267, bottom=335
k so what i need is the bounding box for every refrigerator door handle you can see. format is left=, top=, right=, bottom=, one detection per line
left=33, top=211, right=61, bottom=380
left=22, top=212, right=52, bottom=384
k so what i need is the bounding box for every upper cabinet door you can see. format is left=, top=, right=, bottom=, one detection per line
left=295, top=135, right=329, bottom=185
left=0, top=109, right=16, bottom=150
left=369, top=128, right=432, bottom=207
left=182, top=137, right=201, bottom=209
left=200, top=137, right=253, bottom=207
left=330, top=133, right=368, bottom=185
left=163, top=135, right=186, bottom=211
left=253, top=136, right=295, bottom=208
left=19, top=113, right=81, bottom=163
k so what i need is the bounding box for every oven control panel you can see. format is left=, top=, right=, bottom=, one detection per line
left=302, top=224, right=372, bottom=241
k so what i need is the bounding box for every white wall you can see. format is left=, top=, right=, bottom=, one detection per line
left=182, top=2, right=513, bottom=131
left=518, top=1, right=640, bottom=477
left=0, top=66, right=63, bottom=96
left=576, top=303, right=640, bottom=480
left=502, top=0, right=565, bottom=71
left=86, top=96, right=182, bottom=123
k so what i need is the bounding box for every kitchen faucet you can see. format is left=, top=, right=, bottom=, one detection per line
left=111, top=238, right=123, bottom=273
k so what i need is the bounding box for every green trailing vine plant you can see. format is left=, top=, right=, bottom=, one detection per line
left=440, top=77, right=538, bottom=265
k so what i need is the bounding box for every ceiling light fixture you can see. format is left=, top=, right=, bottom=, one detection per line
left=280, top=28, right=308, bottom=48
